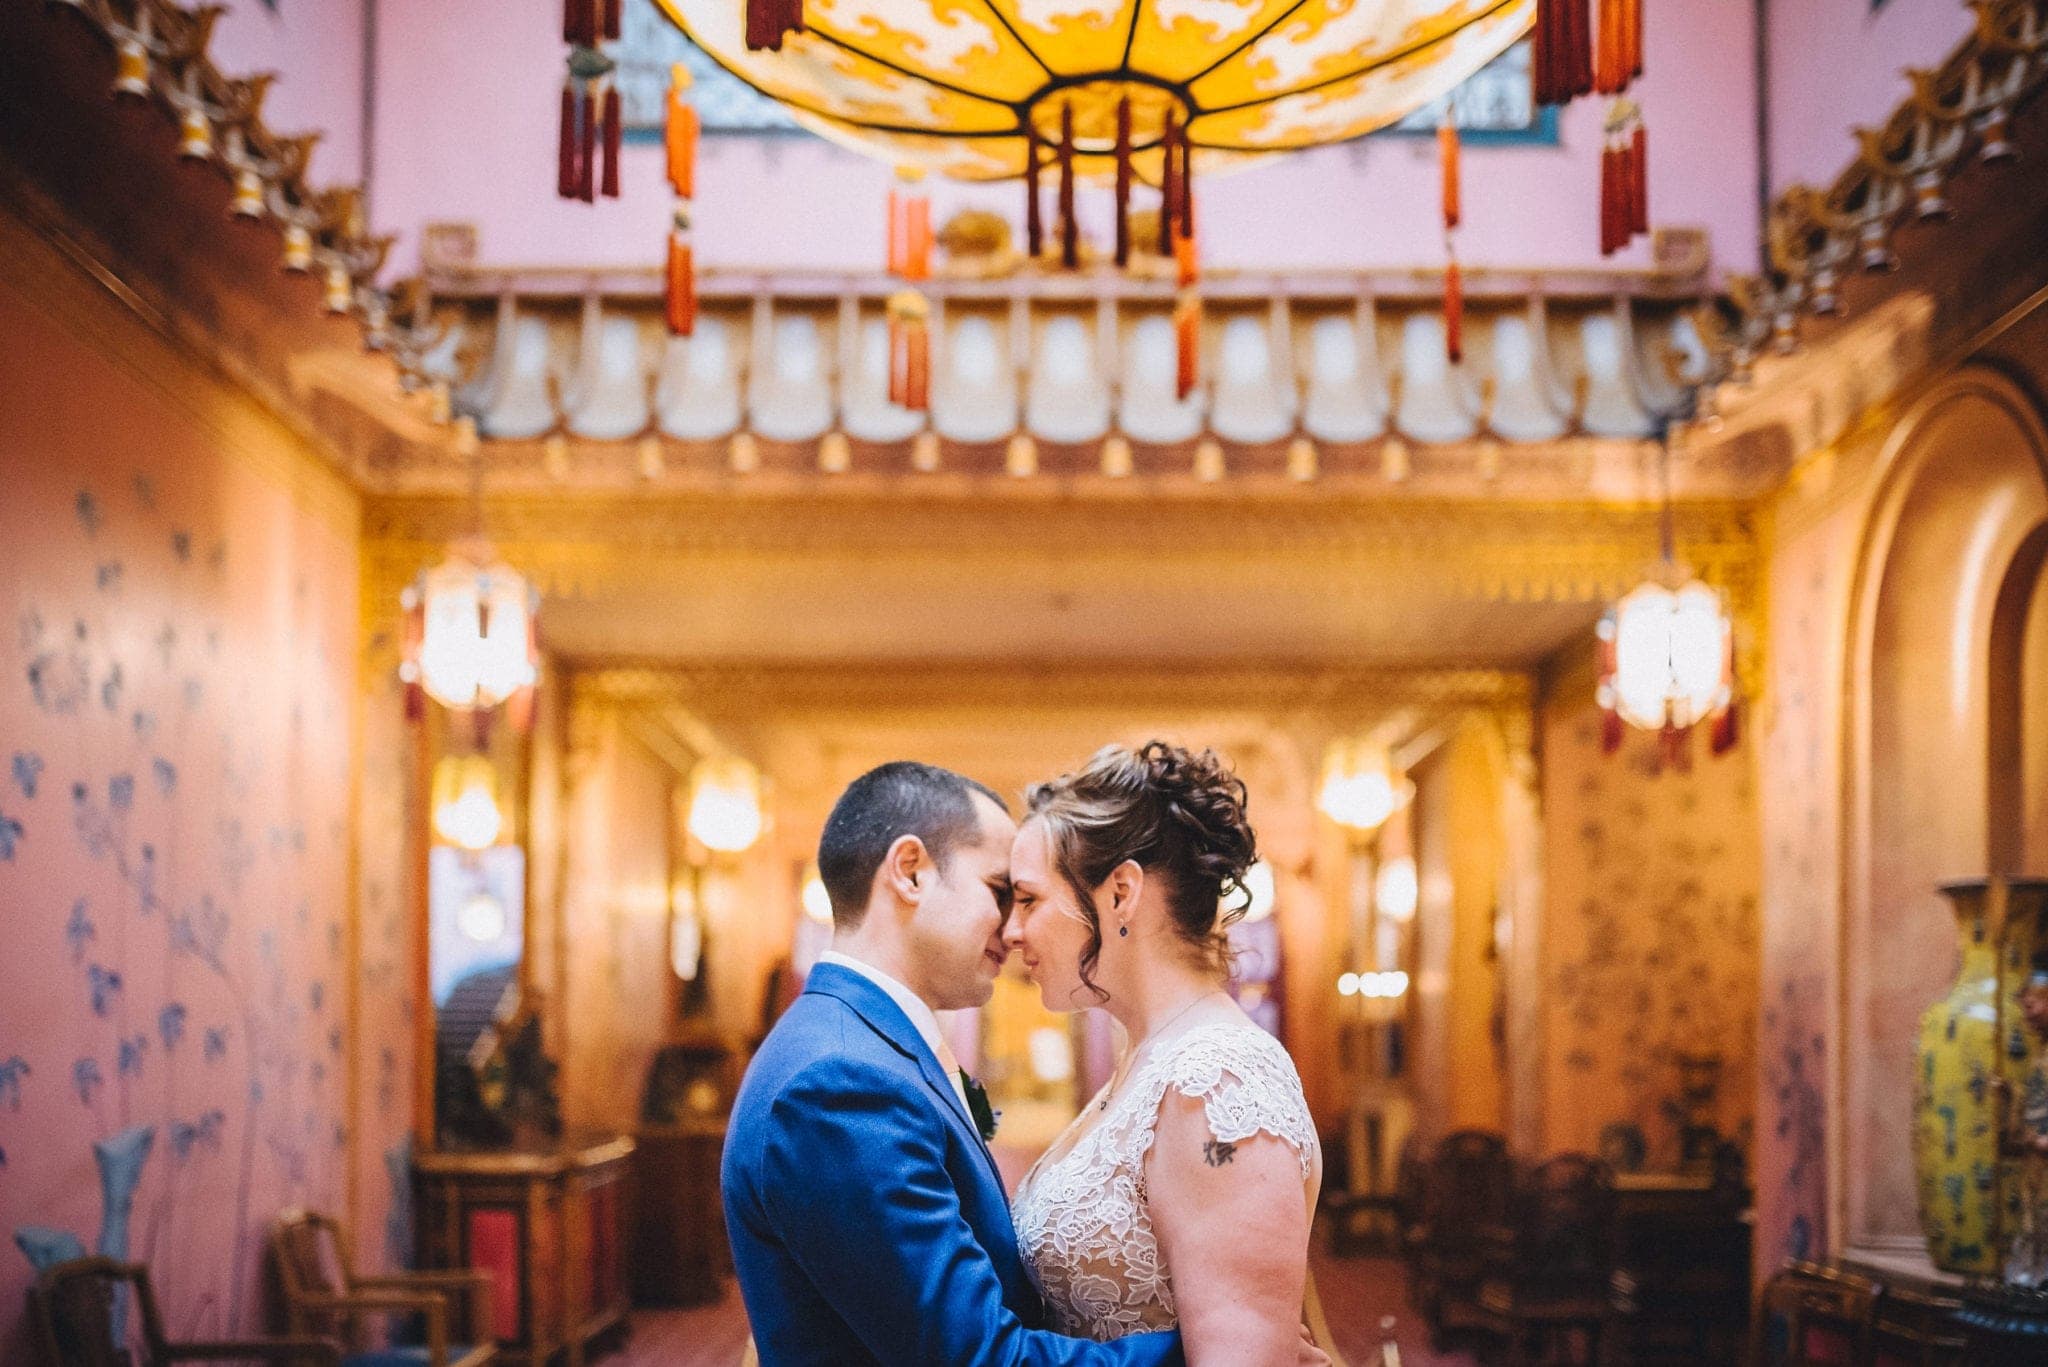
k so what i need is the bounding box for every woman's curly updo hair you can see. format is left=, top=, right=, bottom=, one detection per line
left=1024, top=741, right=1259, bottom=999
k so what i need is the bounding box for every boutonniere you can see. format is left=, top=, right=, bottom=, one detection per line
left=960, top=1070, right=1000, bottom=1142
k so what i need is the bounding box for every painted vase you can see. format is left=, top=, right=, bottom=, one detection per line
left=1915, top=879, right=2004, bottom=1274
left=1995, top=879, right=2048, bottom=1279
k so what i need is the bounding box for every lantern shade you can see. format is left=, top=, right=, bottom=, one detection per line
left=1601, top=574, right=1732, bottom=731
left=687, top=756, right=766, bottom=854
left=1318, top=740, right=1414, bottom=833
left=407, top=545, right=539, bottom=710
left=655, top=0, right=1534, bottom=180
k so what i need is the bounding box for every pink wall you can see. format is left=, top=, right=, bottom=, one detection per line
left=1767, top=0, right=1977, bottom=196
left=0, top=218, right=412, bottom=1359
left=368, top=0, right=1759, bottom=277
left=208, top=0, right=367, bottom=188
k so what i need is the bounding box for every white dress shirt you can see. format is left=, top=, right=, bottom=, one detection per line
left=818, top=950, right=972, bottom=1113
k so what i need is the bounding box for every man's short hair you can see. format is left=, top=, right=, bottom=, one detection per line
left=817, top=762, right=1008, bottom=929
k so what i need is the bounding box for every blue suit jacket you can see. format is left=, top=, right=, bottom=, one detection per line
left=722, top=961, right=1184, bottom=1367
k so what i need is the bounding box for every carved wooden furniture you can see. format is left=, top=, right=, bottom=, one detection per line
left=1470, top=1153, right=1616, bottom=1367
left=412, top=1137, right=634, bottom=1367
left=272, top=1209, right=496, bottom=1367
left=29, top=1256, right=340, bottom=1367
left=1870, top=1276, right=1968, bottom=1367
left=630, top=1118, right=730, bottom=1307
left=1748, top=1261, right=1881, bottom=1367
left=1602, top=1162, right=1753, bottom=1364
left=1406, top=1129, right=1517, bottom=1347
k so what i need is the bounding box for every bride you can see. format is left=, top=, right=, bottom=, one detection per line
left=1006, top=742, right=1326, bottom=1365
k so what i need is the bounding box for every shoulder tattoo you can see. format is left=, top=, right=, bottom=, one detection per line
left=1202, top=1139, right=1238, bottom=1168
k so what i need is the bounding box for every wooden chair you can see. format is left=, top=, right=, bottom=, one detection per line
left=272, top=1209, right=495, bottom=1367
left=1871, top=1279, right=1968, bottom=1367
left=30, top=1256, right=339, bottom=1367
left=1471, top=1153, right=1616, bottom=1366
left=1749, top=1261, right=1881, bottom=1367
left=1406, top=1130, right=1516, bottom=1347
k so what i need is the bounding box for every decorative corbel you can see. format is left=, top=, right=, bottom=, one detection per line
left=1853, top=111, right=1968, bottom=221
left=1770, top=188, right=1855, bottom=315
left=1907, top=56, right=2028, bottom=164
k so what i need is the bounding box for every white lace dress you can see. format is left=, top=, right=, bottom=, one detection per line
left=1011, top=1020, right=1319, bottom=1341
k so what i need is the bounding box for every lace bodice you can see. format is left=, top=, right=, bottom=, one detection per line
left=1011, top=1021, right=1318, bottom=1341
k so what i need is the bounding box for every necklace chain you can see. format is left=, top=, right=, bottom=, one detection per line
left=1097, top=990, right=1225, bottom=1111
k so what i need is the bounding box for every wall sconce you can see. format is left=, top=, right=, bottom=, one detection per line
left=1318, top=741, right=1414, bottom=834
left=801, top=863, right=833, bottom=925
left=1375, top=856, right=1419, bottom=922
left=686, top=756, right=764, bottom=854
left=431, top=755, right=504, bottom=851
left=1231, top=859, right=1278, bottom=924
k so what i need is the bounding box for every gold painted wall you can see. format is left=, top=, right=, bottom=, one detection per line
left=1537, top=641, right=1762, bottom=1166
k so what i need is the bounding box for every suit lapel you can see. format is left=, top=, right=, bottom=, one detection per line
left=803, top=964, right=1009, bottom=1193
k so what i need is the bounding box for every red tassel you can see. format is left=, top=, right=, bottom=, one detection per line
left=1567, top=0, right=1593, bottom=98
left=1661, top=722, right=1692, bottom=772
left=1710, top=699, right=1739, bottom=755
left=602, top=0, right=622, bottom=42
left=1439, top=119, right=1460, bottom=230
left=600, top=84, right=622, bottom=199
left=1159, top=109, right=1179, bottom=257
left=1114, top=96, right=1132, bottom=267
left=1058, top=102, right=1078, bottom=269
left=1600, top=139, right=1621, bottom=255
left=746, top=0, right=804, bottom=51
left=1177, top=117, right=1194, bottom=241
left=577, top=86, right=598, bottom=202
left=666, top=233, right=695, bottom=336
left=1630, top=119, right=1648, bottom=235
left=1173, top=292, right=1200, bottom=400
left=558, top=83, right=580, bottom=199
left=1025, top=123, right=1044, bottom=259
left=1444, top=258, right=1463, bottom=364
left=913, top=197, right=933, bottom=281
left=1601, top=706, right=1623, bottom=754
left=564, top=0, right=593, bottom=46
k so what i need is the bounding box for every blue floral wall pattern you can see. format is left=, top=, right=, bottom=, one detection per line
left=0, top=271, right=401, bottom=1361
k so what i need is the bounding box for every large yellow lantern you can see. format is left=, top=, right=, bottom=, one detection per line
left=655, top=0, right=1535, bottom=181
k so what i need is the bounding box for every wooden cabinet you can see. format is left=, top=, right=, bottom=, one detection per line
left=414, top=1136, right=635, bottom=1366
left=630, top=1121, right=730, bottom=1307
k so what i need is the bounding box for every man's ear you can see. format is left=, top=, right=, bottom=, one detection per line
left=882, top=833, right=929, bottom=904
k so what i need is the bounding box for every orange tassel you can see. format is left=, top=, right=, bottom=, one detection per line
left=1439, top=119, right=1460, bottom=230
left=1158, top=108, right=1179, bottom=257
left=666, top=79, right=698, bottom=198
left=666, top=234, right=695, bottom=336
left=1173, top=291, right=1200, bottom=400
left=906, top=315, right=929, bottom=412
left=909, top=197, right=932, bottom=282
left=887, top=313, right=904, bottom=406
left=1174, top=227, right=1198, bottom=289
left=886, top=189, right=902, bottom=275
left=1444, top=258, right=1463, bottom=364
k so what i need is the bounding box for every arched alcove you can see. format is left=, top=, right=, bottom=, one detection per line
left=1842, top=367, right=2048, bottom=1259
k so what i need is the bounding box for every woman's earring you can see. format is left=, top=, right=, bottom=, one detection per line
left=1118, top=924, right=1129, bottom=938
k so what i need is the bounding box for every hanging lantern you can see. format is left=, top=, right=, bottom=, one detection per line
left=1233, top=859, right=1278, bottom=925
left=1318, top=741, right=1414, bottom=834
left=431, top=755, right=505, bottom=851
left=1376, top=856, right=1420, bottom=922
left=801, top=863, right=834, bottom=925
left=399, top=542, right=540, bottom=712
left=1597, top=569, right=1735, bottom=743
left=655, top=0, right=1533, bottom=185
left=686, top=756, right=765, bottom=854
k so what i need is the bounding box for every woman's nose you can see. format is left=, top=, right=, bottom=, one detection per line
left=1001, top=909, right=1024, bottom=947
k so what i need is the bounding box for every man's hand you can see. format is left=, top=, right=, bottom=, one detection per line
left=1294, top=1322, right=1331, bottom=1366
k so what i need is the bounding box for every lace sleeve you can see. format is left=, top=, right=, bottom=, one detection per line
left=1137, top=1024, right=1318, bottom=1180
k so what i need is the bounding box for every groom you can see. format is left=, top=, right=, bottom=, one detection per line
left=722, top=761, right=1183, bottom=1366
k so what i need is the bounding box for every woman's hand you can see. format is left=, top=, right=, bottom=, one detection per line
left=1146, top=1089, right=1317, bottom=1366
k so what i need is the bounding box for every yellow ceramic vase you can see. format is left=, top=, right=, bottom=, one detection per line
left=1915, top=879, right=2003, bottom=1274
left=1995, top=879, right=2048, bottom=1261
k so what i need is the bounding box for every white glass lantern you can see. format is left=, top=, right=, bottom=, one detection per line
left=431, top=755, right=504, bottom=852
left=401, top=542, right=538, bottom=711
left=1317, top=740, right=1414, bottom=833
left=687, top=756, right=765, bottom=854
left=1375, top=856, right=1420, bottom=922
left=1599, top=570, right=1733, bottom=731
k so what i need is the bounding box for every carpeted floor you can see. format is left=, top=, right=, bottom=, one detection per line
left=605, top=1249, right=1479, bottom=1367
